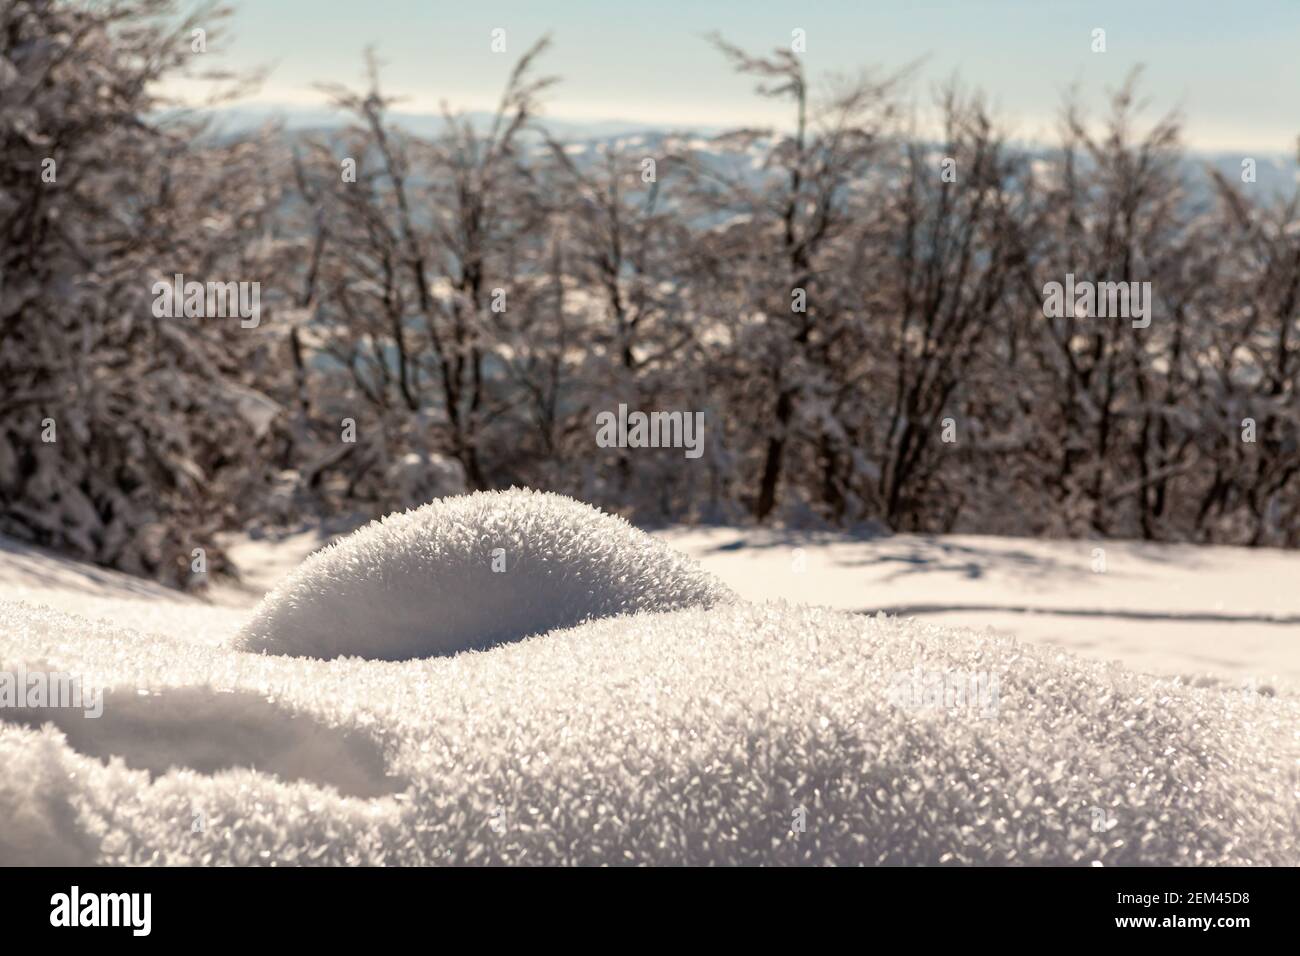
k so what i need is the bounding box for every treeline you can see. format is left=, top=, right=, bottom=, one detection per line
left=2, top=1, right=1298, bottom=587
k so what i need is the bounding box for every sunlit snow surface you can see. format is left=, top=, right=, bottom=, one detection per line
left=237, top=490, right=736, bottom=660
left=1, top=493, right=1297, bottom=865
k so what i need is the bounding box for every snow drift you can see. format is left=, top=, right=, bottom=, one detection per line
left=3, top=490, right=1298, bottom=866
left=235, top=490, right=736, bottom=660
left=2, top=597, right=1297, bottom=866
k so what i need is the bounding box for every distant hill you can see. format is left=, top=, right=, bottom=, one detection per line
left=191, top=103, right=1299, bottom=202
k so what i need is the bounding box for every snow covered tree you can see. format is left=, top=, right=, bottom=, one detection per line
left=682, top=35, right=901, bottom=522
left=0, top=0, right=286, bottom=585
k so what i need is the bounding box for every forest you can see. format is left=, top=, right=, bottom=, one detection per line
left=2, top=0, right=1298, bottom=587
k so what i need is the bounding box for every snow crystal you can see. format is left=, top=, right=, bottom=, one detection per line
left=3, top=492, right=1296, bottom=865
left=0, top=723, right=101, bottom=865
left=235, top=490, right=737, bottom=660
left=2, top=598, right=1297, bottom=866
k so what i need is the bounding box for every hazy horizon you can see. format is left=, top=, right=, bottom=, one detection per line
left=161, top=0, right=1299, bottom=154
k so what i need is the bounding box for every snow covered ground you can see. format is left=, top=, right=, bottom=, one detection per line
left=1, top=493, right=1297, bottom=865
left=9, top=520, right=1286, bottom=686
left=660, top=528, right=1300, bottom=689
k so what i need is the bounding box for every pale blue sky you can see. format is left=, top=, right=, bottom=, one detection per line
left=173, top=0, right=1300, bottom=151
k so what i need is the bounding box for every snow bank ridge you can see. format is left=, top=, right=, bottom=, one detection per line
left=235, top=489, right=736, bottom=660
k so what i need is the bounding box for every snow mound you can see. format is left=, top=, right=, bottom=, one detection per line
left=5, top=687, right=403, bottom=798
left=3, top=598, right=1297, bottom=865
left=0, top=724, right=101, bottom=866
left=235, top=490, right=736, bottom=660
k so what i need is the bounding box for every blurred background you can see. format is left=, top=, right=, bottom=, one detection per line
left=2, top=0, right=1299, bottom=592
